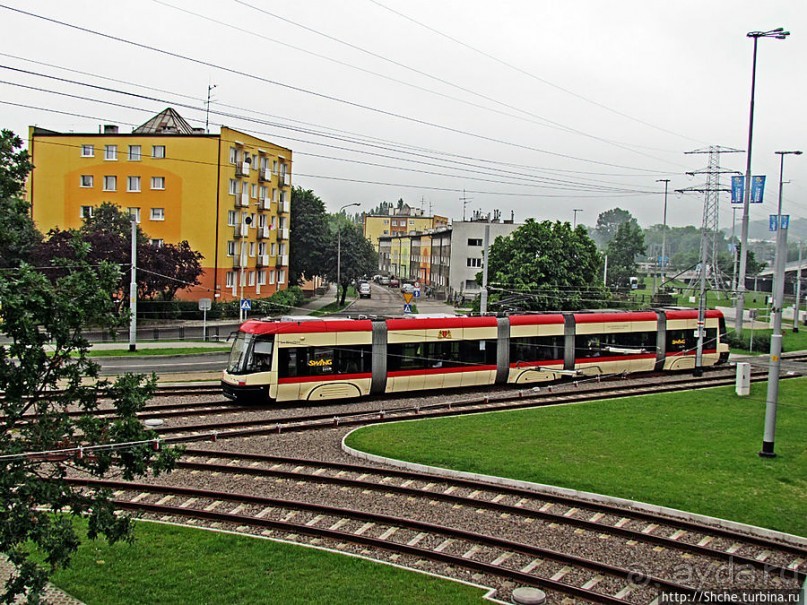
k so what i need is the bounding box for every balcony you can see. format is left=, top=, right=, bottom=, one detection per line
left=256, top=254, right=270, bottom=268
left=258, top=197, right=270, bottom=211
left=233, top=224, right=244, bottom=238
left=279, top=200, right=290, bottom=213
left=239, top=191, right=250, bottom=208
left=236, top=161, right=251, bottom=177
left=277, top=172, right=287, bottom=187
left=278, top=228, right=289, bottom=240
left=278, top=254, right=289, bottom=267
left=259, top=167, right=271, bottom=182
left=232, top=256, right=243, bottom=269
left=257, top=226, right=270, bottom=239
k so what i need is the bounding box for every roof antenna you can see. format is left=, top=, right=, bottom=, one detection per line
left=205, top=83, right=217, bottom=134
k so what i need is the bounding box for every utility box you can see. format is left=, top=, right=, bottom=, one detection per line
left=736, top=362, right=751, bottom=396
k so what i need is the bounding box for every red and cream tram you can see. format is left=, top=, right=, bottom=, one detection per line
left=221, top=309, right=729, bottom=403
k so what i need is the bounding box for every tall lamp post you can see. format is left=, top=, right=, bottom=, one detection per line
left=760, top=150, right=801, bottom=458
left=735, top=27, right=790, bottom=335
left=336, top=202, right=360, bottom=301
left=572, top=209, right=583, bottom=229
left=656, top=179, right=670, bottom=293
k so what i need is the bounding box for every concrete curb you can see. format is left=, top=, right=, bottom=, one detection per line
left=341, top=430, right=807, bottom=550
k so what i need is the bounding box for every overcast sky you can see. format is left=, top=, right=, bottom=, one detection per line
left=2, top=1, right=804, bottom=232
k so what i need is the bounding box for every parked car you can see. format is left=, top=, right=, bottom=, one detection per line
left=401, top=283, right=415, bottom=294
left=380, top=277, right=390, bottom=286
left=389, top=278, right=400, bottom=288
left=359, top=282, right=371, bottom=299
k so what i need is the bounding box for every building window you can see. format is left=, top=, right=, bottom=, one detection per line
left=226, top=272, right=235, bottom=288
left=80, top=206, right=94, bottom=219
left=227, top=210, right=237, bottom=226
left=229, top=147, right=237, bottom=164
left=150, top=208, right=165, bottom=221
left=152, top=145, right=166, bottom=159
left=103, top=175, right=117, bottom=191
left=251, top=183, right=258, bottom=198
left=270, top=242, right=276, bottom=256
left=278, top=269, right=286, bottom=284
left=249, top=242, right=255, bottom=257
left=229, top=179, right=237, bottom=195
left=467, top=258, right=482, bottom=268
left=259, top=185, right=268, bottom=201
left=279, top=243, right=287, bottom=256
left=80, top=175, right=94, bottom=188
left=227, top=241, right=236, bottom=256
left=128, top=207, right=141, bottom=223
left=249, top=213, right=256, bottom=228
left=150, top=239, right=163, bottom=247
left=468, top=238, right=483, bottom=246
left=127, top=176, right=141, bottom=192
left=269, top=270, right=276, bottom=285
left=81, top=144, right=94, bottom=157
left=128, top=145, right=141, bottom=161
left=257, top=270, right=266, bottom=285
left=104, top=145, right=117, bottom=161
left=150, top=176, right=165, bottom=190
left=258, top=242, right=266, bottom=255
left=248, top=271, right=256, bottom=287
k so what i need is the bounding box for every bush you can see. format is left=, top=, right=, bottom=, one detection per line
left=725, top=331, right=776, bottom=353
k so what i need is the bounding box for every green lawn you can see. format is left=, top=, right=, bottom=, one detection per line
left=51, top=521, right=487, bottom=605
left=346, top=380, right=807, bottom=538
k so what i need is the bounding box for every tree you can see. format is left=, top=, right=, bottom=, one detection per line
left=605, top=220, right=646, bottom=288
left=289, top=187, right=330, bottom=285
left=0, top=130, right=41, bottom=268
left=0, top=246, right=181, bottom=603
left=322, top=221, right=377, bottom=306
left=485, top=220, right=607, bottom=311
left=31, top=202, right=203, bottom=300
left=593, top=208, right=636, bottom=249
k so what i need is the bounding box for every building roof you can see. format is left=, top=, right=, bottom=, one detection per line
left=133, top=108, right=197, bottom=135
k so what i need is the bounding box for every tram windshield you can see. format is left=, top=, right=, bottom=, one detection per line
left=226, top=332, right=254, bottom=373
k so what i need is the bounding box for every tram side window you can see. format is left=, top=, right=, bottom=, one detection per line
left=335, top=345, right=372, bottom=374
left=575, top=331, right=656, bottom=359
left=510, top=335, right=564, bottom=364
left=387, top=343, right=426, bottom=371
left=666, top=329, right=696, bottom=353
left=459, top=339, right=497, bottom=367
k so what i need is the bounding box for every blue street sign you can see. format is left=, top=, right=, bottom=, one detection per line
left=731, top=176, right=744, bottom=204
left=413, top=288, right=421, bottom=298
left=769, top=215, right=790, bottom=231
left=751, top=175, right=766, bottom=203
left=730, top=175, right=766, bottom=204
left=240, top=299, right=251, bottom=310
left=403, top=303, right=412, bottom=313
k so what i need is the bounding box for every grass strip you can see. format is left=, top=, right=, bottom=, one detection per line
left=346, top=380, right=807, bottom=538
left=50, top=520, right=487, bottom=605
left=87, top=347, right=231, bottom=357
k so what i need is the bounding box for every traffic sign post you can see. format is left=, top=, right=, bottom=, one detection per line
left=198, top=298, right=212, bottom=341
left=240, top=299, right=251, bottom=322
left=403, top=303, right=412, bottom=314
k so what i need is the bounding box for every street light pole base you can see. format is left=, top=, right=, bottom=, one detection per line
left=758, top=441, right=776, bottom=458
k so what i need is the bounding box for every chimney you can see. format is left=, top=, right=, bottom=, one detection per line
left=103, top=124, right=119, bottom=134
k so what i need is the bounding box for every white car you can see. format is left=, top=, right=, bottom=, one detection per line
left=401, top=283, right=415, bottom=294
left=359, top=282, right=371, bottom=298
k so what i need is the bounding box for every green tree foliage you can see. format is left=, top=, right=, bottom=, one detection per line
left=593, top=207, right=635, bottom=249
left=289, top=187, right=330, bottom=285
left=322, top=220, right=378, bottom=306
left=0, top=130, right=41, bottom=268
left=31, top=202, right=203, bottom=300
left=0, top=246, right=181, bottom=603
left=605, top=220, right=646, bottom=288
left=485, top=220, right=608, bottom=311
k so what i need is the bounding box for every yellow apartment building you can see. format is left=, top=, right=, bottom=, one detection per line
left=363, top=206, right=448, bottom=256
left=27, top=108, right=292, bottom=302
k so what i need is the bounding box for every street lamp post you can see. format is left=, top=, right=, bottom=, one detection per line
left=735, top=27, right=790, bottom=335
left=760, top=150, right=801, bottom=458
left=572, top=209, right=583, bottom=229
left=656, top=179, right=670, bottom=294
left=336, top=202, right=360, bottom=302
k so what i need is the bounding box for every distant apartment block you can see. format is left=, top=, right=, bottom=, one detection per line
left=363, top=204, right=448, bottom=255
left=27, top=108, right=292, bottom=301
